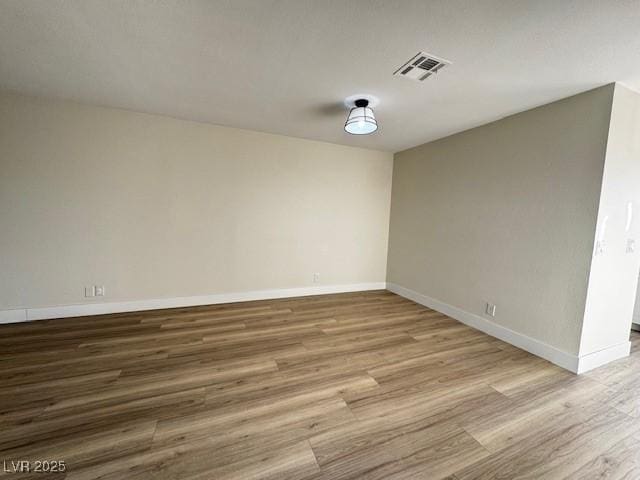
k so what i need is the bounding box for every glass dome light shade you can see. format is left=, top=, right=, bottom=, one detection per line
left=344, top=106, right=377, bottom=135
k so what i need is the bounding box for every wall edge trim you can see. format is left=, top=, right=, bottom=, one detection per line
left=576, top=341, right=631, bottom=374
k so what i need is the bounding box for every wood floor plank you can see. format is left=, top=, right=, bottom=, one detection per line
left=1, top=420, right=157, bottom=472
left=309, top=418, right=489, bottom=480
left=461, top=375, right=612, bottom=453
left=66, top=407, right=352, bottom=480
left=183, top=440, right=320, bottom=480
left=153, top=395, right=352, bottom=448
left=564, top=434, right=640, bottom=480
left=455, top=407, right=640, bottom=480
left=2, top=388, right=205, bottom=451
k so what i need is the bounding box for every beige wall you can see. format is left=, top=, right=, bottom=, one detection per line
left=387, top=85, right=615, bottom=356
left=0, top=92, right=393, bottom=310
left=580, top=84, right=640, bottom=355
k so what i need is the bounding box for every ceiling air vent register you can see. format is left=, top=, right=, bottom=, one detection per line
left=394, top=52, right=451, bottom=81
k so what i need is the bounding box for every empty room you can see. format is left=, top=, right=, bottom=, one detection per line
left=2, top=1, right=640, bottom=478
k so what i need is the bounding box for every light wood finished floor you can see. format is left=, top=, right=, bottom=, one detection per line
left=1, top=290, right=640, bottom=479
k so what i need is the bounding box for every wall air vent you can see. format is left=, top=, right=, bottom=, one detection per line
left=394, top=52, right=451, bottom=81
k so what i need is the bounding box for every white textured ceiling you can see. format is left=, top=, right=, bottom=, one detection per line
left=1, top=1, right=640, bottom=152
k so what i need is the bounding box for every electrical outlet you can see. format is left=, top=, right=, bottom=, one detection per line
left=84, top=286, right=95, bottom=298
left=313, top=273, right=320, bottom=283
left=485, top=303, right=496, bottom=317
left=94, top=285, right=106, bottom=297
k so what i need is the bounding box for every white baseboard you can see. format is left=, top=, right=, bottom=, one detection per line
left=575, top=341, right=631, bottom=374
left=387, top=282, right=581, bottom=373
left=0, top=309, right=28, bottom=324
left=0, top=282, right=386, bottom=324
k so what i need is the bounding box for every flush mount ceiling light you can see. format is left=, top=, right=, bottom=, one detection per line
left=344, top=98, right=378, bottom=135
